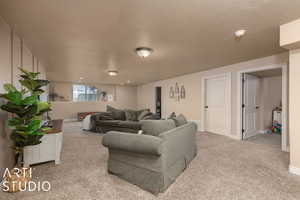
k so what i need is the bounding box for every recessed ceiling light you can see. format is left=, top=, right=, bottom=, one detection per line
left=79, top=77, right=84, bottom=80
left=235, top=29, right=247, bottom=38
left=135, top=47, right=153, bottom=58
left=127, top=80, right=131, bottom=84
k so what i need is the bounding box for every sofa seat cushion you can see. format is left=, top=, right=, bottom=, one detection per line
left=119, top=121, right=142, bottom=130
left=141, top=120, right=176, bottom=136
left=96, top=120, right=121, bottom=127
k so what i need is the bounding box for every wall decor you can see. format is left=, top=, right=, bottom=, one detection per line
left=180, top=85, right=186, bottom=99
left=169, top=86, right=174, bottom=98
left=169, top=83, right=186, bottom=101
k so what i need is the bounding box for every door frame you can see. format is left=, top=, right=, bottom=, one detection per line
left=201, top=73, right=232, bottom=136
left=236, top=63, right=289, bottom=152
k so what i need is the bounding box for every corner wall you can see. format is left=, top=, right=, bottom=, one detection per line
left=289, top=49, right=300, bottom=170
left=0, top=17, right=47, bottom=177
left=280, top=18, right=300, bottom=174
left=137, top=53, right=288, bottom=138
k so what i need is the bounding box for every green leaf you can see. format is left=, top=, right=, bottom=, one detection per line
left=1, top=91, right=22, bottom=105
left=27, top=119, right=41, bottom=132
left=8, top=118, right=23, bottom=127
left=22, top=95, right=37, bottom=105
left=22, top=104, right=38, bottom=119
left=31, top=131, right=44, bottom=136
left=15, top=130, right=28, bottom=136
left=19, top=68, right=30, bottom=76
left=19, top=79, right=35, bottom=91
left=4, top=84, right=17, bottom=93
left=20, top=88, right=27, bottom=95
left=1, top=103, right=25, bottom=116
left=37, top=102, right=50, bottom=112
left=33, top=89, right=44, bottom=96
left=34, top=80, right=49, bottom=90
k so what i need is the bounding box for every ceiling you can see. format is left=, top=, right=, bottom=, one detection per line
left=248, top=68, right=282, bottom=78
left=0, top=0, right=300, bottom=85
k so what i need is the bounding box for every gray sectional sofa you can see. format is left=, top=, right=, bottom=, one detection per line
left=90, top=106, right=159, bottom=133
left=102, top=118, right=198, bottom=194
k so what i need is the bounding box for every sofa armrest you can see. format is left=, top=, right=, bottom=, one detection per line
left=159, top=122, right=197, bottom=167
left=102, top=131, right=163, bottom=156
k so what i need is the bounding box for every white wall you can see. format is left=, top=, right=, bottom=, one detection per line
left=259, top=76, right=282, bottom=131
left=0, top=17, right=47, bottom=177
left=138, top=53, right=288, bottom=138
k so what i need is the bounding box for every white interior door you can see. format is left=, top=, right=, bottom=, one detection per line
left=205, top=76, right=227, bottom=135
left=243, top=74, right=259, bottom=139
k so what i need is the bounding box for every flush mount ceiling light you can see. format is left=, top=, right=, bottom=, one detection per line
left=107, top=70, right=118, bottom=76
left=106, top=66, right=119, bottom=76
left=234, top=29, right=247, bottom=38
left=135, top=47, right=153, bottom=58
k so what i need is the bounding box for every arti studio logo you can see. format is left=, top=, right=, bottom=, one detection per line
left=1, top=168, right=51, bottom=192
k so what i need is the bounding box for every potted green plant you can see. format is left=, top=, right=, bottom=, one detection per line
left=0, top=68, right=51, bottom=166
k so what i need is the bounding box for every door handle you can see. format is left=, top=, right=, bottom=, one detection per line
left=256, top=106, right=259, bottom=109
left=205, top=106, right=208, bottom=109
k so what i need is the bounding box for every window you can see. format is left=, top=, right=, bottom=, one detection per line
left=73, top=84, right=98, bottom=102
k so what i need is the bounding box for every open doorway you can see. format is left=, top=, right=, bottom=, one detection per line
left=237, top=64, right=288, bottom=152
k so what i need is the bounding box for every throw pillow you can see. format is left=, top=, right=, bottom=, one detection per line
left=136, top=109, right=150, bottom=118
left=124, top=110, right=138, bottom=121
left=141, top=119, right=176, bottom=136
left=173, top=114, right=188, bottom=127
left=100, top=112, right=113, bottom=120
left=107, top=105, right=126, bottom=120
left=138, top=110, right=151, bottom=121
left=167, top=112, right=176, bottom=119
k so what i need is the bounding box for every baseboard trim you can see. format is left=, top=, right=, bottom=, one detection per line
left=227, top=134, right=241, bottom=140
left=258, top=130, right=268, bottom=134
left=289, top=165, right=300, bottom=176
left=63, top=118, right=78, bottom=122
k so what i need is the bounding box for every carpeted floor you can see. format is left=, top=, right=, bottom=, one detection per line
left=246, top=133, right=282, bottom=147
left=1, top=122, right=300, bottom=200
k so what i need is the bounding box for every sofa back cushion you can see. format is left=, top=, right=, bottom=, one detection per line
left=124, top=110, right=138, bottom=121
left=141, top=119, right=176, bottom=136
left=107, top=106, right=126, bottom=120
left=137, top=109, right=150, bottom=118
left=137, top=110, right=152, bottom=121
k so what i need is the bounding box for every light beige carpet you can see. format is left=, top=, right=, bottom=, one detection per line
left=1, top=122, right=300, bottom=200
left=246, top=133, right=282, bottom=147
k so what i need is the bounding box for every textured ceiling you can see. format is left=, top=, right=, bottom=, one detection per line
left=0, top=0, right=300, bottom=85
